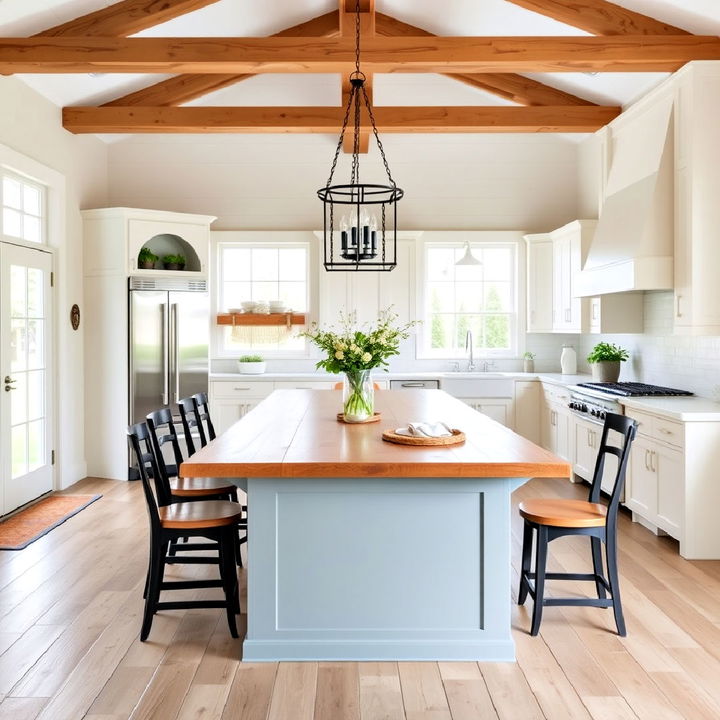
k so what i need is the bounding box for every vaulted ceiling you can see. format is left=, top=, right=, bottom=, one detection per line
left=1, top=0, right=719, bottom=141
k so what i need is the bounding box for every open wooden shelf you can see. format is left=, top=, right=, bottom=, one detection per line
left=216, top=312, right=307, bottom=327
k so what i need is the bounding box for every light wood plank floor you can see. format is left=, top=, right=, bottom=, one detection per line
left=1, top=476, right=719, bottom=719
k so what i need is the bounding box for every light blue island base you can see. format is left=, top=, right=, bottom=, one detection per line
left=243, top=475, right=530, bottom=662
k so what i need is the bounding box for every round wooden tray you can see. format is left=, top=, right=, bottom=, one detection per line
left=336, top=412, right=382, bottom=424
left=382, top=428, right=466, bottom=446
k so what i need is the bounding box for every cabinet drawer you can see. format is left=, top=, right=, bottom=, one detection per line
left=211, top=381, right=274, bottom=399
left=653, top=417, right=684, bottom=450
left=274, top=381, right=335, bottom=390
left=625, top=409, right=654, bottom=437
left=542, top=383, right=570, bottom=405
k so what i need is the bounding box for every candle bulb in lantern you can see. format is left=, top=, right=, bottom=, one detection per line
left=369, top=215, right=378, bottom=255
left=340, top=215, right=349, bottom=255
left=360, top=209, right=370, bottom=252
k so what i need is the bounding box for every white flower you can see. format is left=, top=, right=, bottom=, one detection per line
left=335, top=350, right=344, bottom=359
left=350, top=344, right=358, bottom=352
left=362, top=352, right=372, bottom=363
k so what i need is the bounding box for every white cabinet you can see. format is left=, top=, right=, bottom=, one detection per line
left=461, top=399, right=511, bottom=427
left=524, top=234, right=553, bottom=333
left=513, top=381, right=541, bottom=444
left=210, top=381, right=274, bottom=434
left=572, top=416, right=619, bottom=495
left=588, top=293, right=644, bottom=334
left=539, top=383, right=571, bottom=462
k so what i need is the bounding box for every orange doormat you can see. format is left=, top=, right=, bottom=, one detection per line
left=0, top=494, right=102, bottom=550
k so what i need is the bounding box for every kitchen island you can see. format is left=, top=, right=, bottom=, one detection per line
left=181, top=389, right=569, bottom=661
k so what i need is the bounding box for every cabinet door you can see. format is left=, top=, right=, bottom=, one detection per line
left=573, top=418, right=597, bottom=481
left=526, top=240, right=553, bottom=333
left=462, top=399, right=509, bottom=427
left=555, top=407, right=571, bottom=462
left=626, top=437, right=657, bottom=518
left=655, top=446, right=683, bottom=538
left=674, top=166, right=693, bottom=328
left=540, top=403, right=553, bottom=452
left=552, top=237, right=564, bottom=330
left=514, top=381, right=540, bottom=443
left=211, top=398, right=260, bottom=434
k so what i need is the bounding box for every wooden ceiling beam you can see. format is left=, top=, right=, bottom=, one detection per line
left=35, top=0, right=221, bottom=38
left=103, top=10, right=340, bottom=106
left=7, top=36, right=718, bottom=74
left=62, top=105, right=620, bottom=134
left=375, top=12, right=594, bottom=106
left=506, top=0, right=690, bottom=36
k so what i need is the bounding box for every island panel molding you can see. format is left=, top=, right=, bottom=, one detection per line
left=2, top=36, right=719, bottom=75
left=61, top=105, right=621, bottom=135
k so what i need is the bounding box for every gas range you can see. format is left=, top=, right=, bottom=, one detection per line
left=567, top=382, right=693, bottom=424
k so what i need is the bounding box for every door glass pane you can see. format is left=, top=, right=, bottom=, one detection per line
left=23, top=216, right=41, bottom=243
left=11, top=371, right=27, bottom=424
left=11, top=426, right=27, bottom=479
left=10, top=319, right=27, bottom=372
left=10, top=265, right=26, bottom=316
left=27, top=268, right=43, bottom=317
left=23, top=185, right=41, bottom=215
left=27, top=370, right=44, bottom=420
left=27, top=320, right=44, bottom=369
left=27, top=420, right=44, bottom=472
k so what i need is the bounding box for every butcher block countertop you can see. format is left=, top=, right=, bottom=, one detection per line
left=181, top=389, right=570, bottom=479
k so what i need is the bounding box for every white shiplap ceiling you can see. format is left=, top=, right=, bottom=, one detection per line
left=2, top=0, right=720, bottom=134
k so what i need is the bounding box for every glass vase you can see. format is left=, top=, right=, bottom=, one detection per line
left=342, top=369, right=374, bottom=422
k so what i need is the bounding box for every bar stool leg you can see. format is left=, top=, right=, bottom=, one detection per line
left=141, top=536, right=164, bottom=641
left=590, top=536, right=607, bottom=602
left=518, top=521, right=533, bottom=605
left=219, top=534, right=239, bottom=637
left=530, top=525, right=548, bottom=636
left=606, top=532, right=626, bottom=636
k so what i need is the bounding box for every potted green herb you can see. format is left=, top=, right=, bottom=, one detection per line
left=162, top=254, right=186, bottom=271
left=238, top=354, right=266, bottom=375
left=522, top=351, right=535, bottom=373
left=138, top=247, right=158, bottom=270
left=586, top=342, right=629, bottom=382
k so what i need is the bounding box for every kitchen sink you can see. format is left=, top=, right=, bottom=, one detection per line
left=439, top=374, right=515, bottom=398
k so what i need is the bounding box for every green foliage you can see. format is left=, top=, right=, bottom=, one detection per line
left=300, top=308, right=418, bottom=374
left=484, top=286, right=509, bottom=349
left=522, top=351, right=535, bottom=360
left=430, top=289, right=445, bottom=350
left=239, top=355, right=263, bottom=363
left=163, top=254, right=186, bottom=265
left=587, top=342, right=629, bottom=363
left=138, top=247, right=158, bottom=263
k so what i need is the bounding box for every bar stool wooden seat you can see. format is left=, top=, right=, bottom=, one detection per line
left=518, top=413, right=637, bottom=637
left=127, top=423, right=242, bottom=641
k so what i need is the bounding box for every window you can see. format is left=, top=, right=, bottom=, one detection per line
left=1, top=172, right=45, bottom=244
left=421, top=243, right=517, bottom=358
left=217, top=242, right=309, bottom=356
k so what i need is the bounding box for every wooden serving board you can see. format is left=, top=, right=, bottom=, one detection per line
left=382, top=428, right=466, bottom=446
left=337, top=412, right=382, bottom=424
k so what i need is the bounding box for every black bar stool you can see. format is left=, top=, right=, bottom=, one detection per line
left=518, top=413, right=637, bottom=636
left=192, top=392, right=216, bottom=445
left=127, top=422, right=242, bottom=641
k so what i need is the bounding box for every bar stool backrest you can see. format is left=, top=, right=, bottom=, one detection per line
left=588, top=413, right=638, bottom=520
left=145, top=408, right=185, bottom=506
left=177, top=397, right=200, bottom=456
left=192, top=392, right=216, bottom=444
left=127, top=422, right=163, bottom=531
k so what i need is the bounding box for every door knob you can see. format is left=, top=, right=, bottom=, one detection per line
left=5, top=384, right=16, bottom=391
left=4, top=376, right=16, bottom=391
left=4, top=376, right=15, bottom=384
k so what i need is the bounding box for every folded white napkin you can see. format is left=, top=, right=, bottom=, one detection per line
left=395, top=421, right=453, bottom=438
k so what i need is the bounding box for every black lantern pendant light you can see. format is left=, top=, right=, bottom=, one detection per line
left=317, top=0, right=403, bottom=272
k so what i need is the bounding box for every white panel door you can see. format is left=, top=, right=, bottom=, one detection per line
left=0, top=242, right=53, bottom=514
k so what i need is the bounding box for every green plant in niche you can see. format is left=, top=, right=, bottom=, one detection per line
left=239, top=355, right=264, bottom=362
left=162, top=254, right=186, bottom=265
left=138, top=247, right=158, bottom=263
left=587, top=342, right=629, bottom=364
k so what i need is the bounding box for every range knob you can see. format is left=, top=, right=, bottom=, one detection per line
left=581, top=404, right=588, bottom=412
left=599, top=411, right=607, bottom=420
left=591, top=409, right=598, bottom=417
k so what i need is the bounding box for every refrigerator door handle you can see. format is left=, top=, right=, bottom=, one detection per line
left=172, top=302, right=180, bottom=403
left=161, top=302, right=169, bottom=405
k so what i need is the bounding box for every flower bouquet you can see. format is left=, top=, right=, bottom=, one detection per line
left=301, top=309, right=417, bottom=422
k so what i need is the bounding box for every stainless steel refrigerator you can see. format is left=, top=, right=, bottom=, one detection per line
left=129, top=277, right=209, bottom=427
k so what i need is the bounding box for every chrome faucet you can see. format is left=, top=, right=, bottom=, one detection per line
left=465, top=330, right=475, bottom=371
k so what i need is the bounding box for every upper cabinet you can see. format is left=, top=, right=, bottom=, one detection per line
left=83, top=207, right=216, bottom=278
left=524, top=234, right=553, bottom=333
left=672, top=64, right=720, bottom=335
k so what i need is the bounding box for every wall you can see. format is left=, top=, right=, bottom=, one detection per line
left=0, top=76, right=108, bottom=489
left=108, top=133, right=580, bottom=232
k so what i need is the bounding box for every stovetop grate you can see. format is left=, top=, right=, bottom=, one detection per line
left=576, top=382, right=693, bottom=397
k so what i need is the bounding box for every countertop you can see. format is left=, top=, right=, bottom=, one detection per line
left=181, top=389, right=570, bottom=479
left=622, top=396, right=720, bottom=422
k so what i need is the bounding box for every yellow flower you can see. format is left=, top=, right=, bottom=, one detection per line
left=362, top=352, right=372, bottom=363
left=335, top=350, right=344, bottom=359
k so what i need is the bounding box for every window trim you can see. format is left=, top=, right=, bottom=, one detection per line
left=212, top=234, right=315, bottom=360
left=416, top=236, right=525, bottom=360
left=1, top=169, right=47, bottom=246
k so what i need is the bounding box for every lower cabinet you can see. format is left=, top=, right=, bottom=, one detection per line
left=539, top=383, right=571, bottom=462
left=210, top=381, right=275, bottom=434
left=460, top=398, right=512, bottom=427
left=573, top=417, right=619, bottom=495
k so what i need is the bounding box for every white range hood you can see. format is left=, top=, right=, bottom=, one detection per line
left=576, top=97, right=674, bottom=297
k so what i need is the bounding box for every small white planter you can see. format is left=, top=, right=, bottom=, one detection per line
left=238, top=361, right=266, bottom=375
